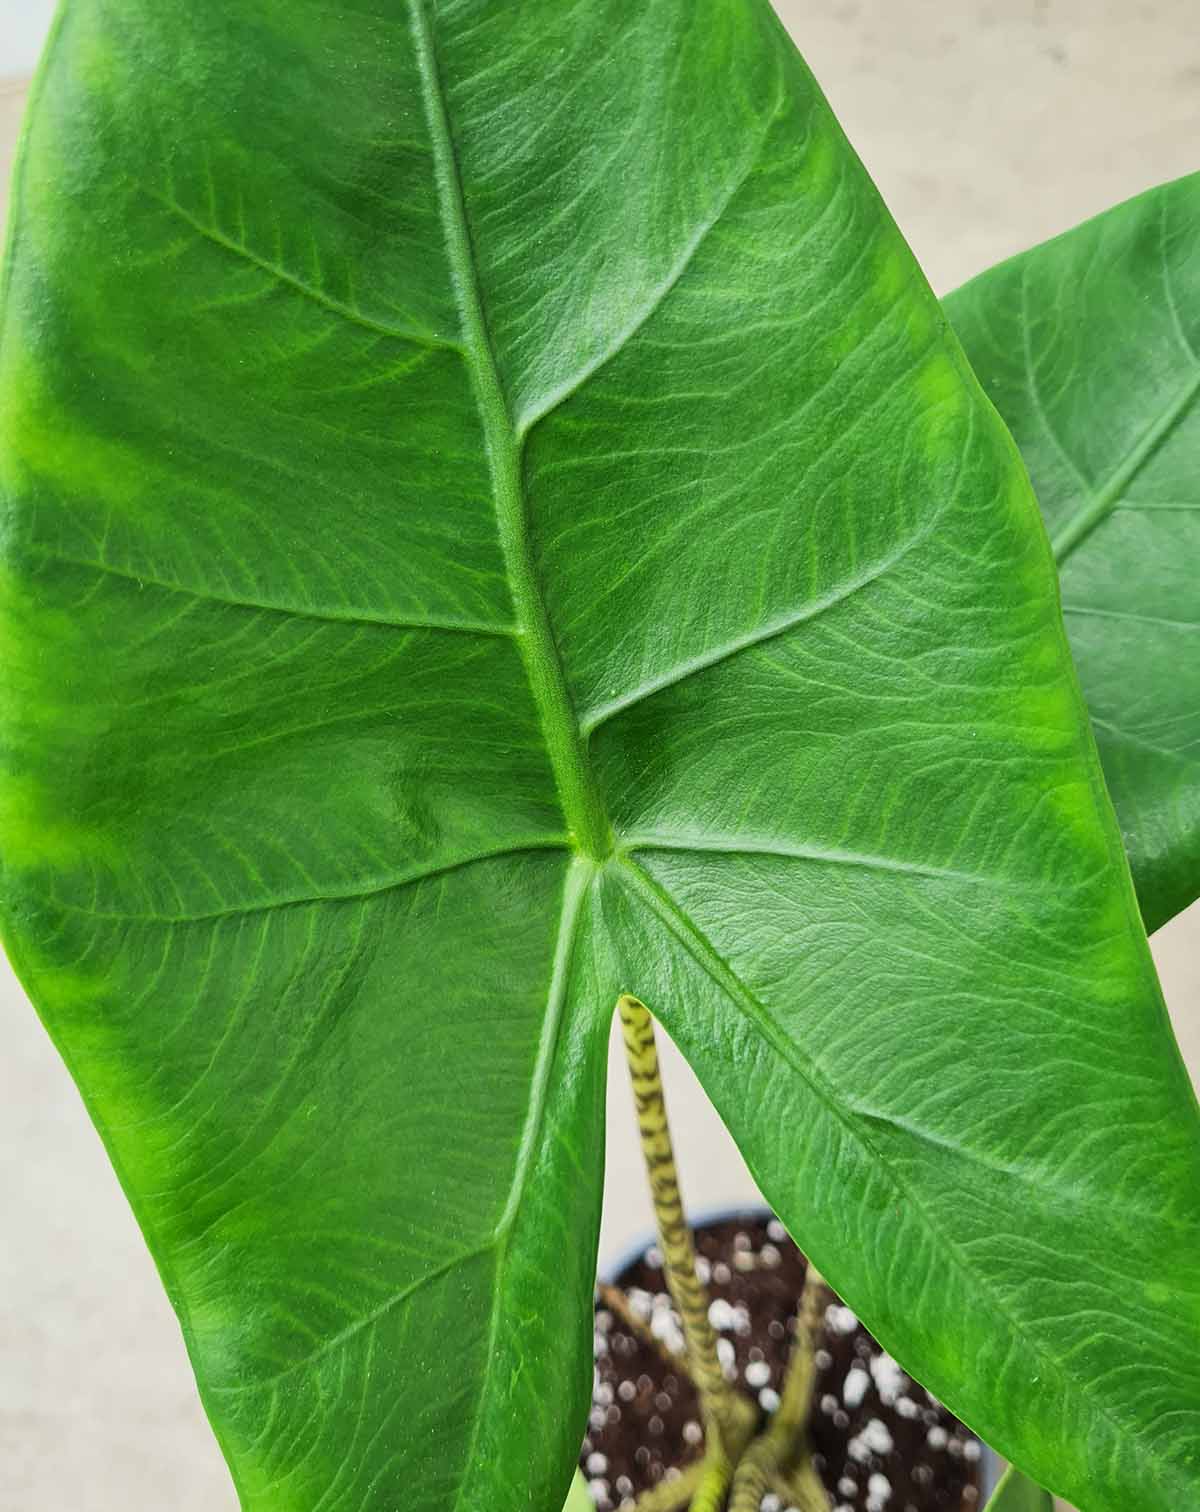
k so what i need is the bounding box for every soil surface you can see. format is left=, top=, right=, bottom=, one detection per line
left=581, top=1213, right=985, bottom=1512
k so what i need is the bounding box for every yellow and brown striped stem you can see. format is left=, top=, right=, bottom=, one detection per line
left=688, top=1449, right=735, bottom=1512
left=617, top=994, right=749, bottom=1457
left=728, top=1453, right=828, bottom=1512
left=625, top=1461, right=706, bottom=1512
left=728, top=1261, right=832, bottom=1512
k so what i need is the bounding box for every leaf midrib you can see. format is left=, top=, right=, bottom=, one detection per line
left=409, top=0, right=612, bottom=865
left=408, top=13, right=606, bottom=1507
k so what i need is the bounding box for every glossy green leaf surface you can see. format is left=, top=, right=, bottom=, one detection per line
left=946, top=173, right=1200, bottom=932
left=2, top=5, right=1199, bottom=1511
left=984, top=1468, right=1055, bottom=1512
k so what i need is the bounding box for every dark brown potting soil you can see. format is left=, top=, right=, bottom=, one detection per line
left=581, top=1213, right=984, bottom=1512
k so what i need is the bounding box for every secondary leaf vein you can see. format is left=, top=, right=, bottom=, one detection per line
left=44, top=840, right=571, bottom=924
left=153, top=191, right=461, bottom=352
left=623, top=834, right=1035, bottom=890
left=581, top=510, right=938, bottom=735
left=1051, top=369, right=1200, bottom=562
left=25, top=547, right=518, bottom=637
left=516, top=94, right=783, bottom=438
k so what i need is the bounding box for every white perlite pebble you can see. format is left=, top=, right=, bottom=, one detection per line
left=650, top=1310, right=685, bottom=1355
left=838, top=1476, right=858, bottom=1496
left=842, top=1365, right=871, bottom=1408
left=847, top=1434, right=871, bottom=1464
left=744, top=1359, right=771, bottom=1388
left=759, top=1387, right=781, bottom=1413
left=896, top=1396, right=919, bottom=1419
left=682, top=1420, right=703, bottom=1445
left=826, top=1304, right=859, bottom=1335
left=964, top=1440, right=982, bottom=1462
left=587, top=1480, right=609, bottom=1506
left=868, top=1472, right=892, bottom=1500
left=708, top=1298, right=736, bottom=1331
left=820, top=1393, right=839, bottom=1415
left=716, top=1337, right=736, bottom=1371
left=868, top=1352, right=906, bottom=1405
left=815, top=1348, right=833, bottom=1369
left=861, top=1418, right=894, bottom=1455
left=761, top=1495, right=783, bottom=1512
left=767, top=1219, right=787, bottom=1241
left=927, top=1426, right=949, bottom=1450
left=586, top=1453, right=608, bottom=1475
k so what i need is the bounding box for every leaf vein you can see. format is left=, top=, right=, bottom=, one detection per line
left=25, top=547, right=516, bottom=637
left=44, top=840, right=570, bottom=924
left=516, top=94, right=784, bottom=437
left=1052, top=370, right=1200, bottom=561
left=152, top=191, right=461, bottom=352
left=208, top=1242, right=494, bottom=1393
left=623, top=834, right=1037, bottom=890
left=581, top=511, right=937, bottom=735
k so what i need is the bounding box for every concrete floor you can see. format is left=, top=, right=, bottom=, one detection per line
left=2, top=4, right=1199, bottom=1507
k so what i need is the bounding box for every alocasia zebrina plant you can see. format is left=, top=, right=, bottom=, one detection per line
left=1, top=4, right=1198, bottom=1511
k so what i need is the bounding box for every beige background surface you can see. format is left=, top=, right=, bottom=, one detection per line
left=2, top=3, right=1199, bottom=1508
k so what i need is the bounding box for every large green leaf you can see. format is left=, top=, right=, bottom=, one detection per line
left=2, top=4, right=1198, bottom=1511
left=945, top=174, right=1200, bottom=933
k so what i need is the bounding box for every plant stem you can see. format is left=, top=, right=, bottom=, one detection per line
left=775, top=1459, right=832, bottom=1512
left=628, top=1464, right=705, bottom=1512
left=689, top=1449, right=734, bottom=1512
left=597, top=1282, right=686, bottom=1374
left=616, top=995, right=753, bottom=1463
left=727, top=1260, right=831, bottom=1512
